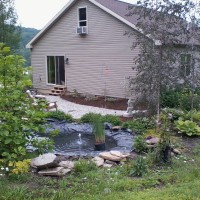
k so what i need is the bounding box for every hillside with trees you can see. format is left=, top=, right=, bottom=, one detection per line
left=19, top=27, right=39, bottom=66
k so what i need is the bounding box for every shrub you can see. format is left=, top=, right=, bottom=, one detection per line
left=45, top=111, right=74, bottom=122
left=80, top=113, right=101, bottom=123
left=101, top=114, right=121, bottom=126
left=0, top=159, right=31, bottom=175
left=129, top=156, right=148, bottom=177
left=179, top=110, right=200, bottom=123
left=161, top=89, right=182, bottom=108
left=122, top=118, right=154, bottom=134
left=179, top=94, right=200, bottom=111
left=175, top=120, right=200, bottom=136
left=133, top=135, right=148, bottom=153
left=74, top=159, right=97, bottom=174
left=161, top=108, right=184, bottom=121
left=0, top=44, right=54, bottom=175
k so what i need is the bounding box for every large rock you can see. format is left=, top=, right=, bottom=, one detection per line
left=110, top=151, right=123, bottom=158
left=59, top=161, right=74, bottom=169
left=38, top=167, right=71, bottom=176
left=99, top=152, right=122, bottom=162
left=92, top=156, right=104, bottom=167
left=31, top=153, right=58, bottom=169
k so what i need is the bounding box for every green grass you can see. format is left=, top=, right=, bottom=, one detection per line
left=0, top=155, right=200, bottom=200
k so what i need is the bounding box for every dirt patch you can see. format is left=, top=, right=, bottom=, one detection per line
left=61, top=93, right=128, bottom=111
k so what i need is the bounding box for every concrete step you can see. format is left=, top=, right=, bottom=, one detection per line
left=49, top=93, right=60, bottom=96
left=54, top=86, right=67, bottom=91
left=51, top=89, right=63, bottom=94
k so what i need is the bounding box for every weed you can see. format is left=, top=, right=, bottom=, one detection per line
left=129, top=156, right=148, bottom=177
left=133, top=135, right=148, bottom=153
left=74, top=159, right=97, bottom=174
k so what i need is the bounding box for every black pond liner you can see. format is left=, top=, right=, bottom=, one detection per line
left=41, top=119, right=134, bottom=157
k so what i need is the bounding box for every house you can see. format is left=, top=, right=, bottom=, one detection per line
left=26, top=0, right=199, bottom=98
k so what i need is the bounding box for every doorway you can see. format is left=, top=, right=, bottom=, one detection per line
left=47, top=56, right=65, bottom=85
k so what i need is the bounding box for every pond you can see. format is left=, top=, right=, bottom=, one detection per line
left=43, top=119, right=134, bottom=157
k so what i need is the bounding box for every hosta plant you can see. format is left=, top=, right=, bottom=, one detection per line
left=175, top=120, right=200, bottom=136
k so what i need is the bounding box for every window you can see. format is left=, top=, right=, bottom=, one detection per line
left=180, top=54, right=191, bottom=77
left=78, top=7, right=87, bottom=27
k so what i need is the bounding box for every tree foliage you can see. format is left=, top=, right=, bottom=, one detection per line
left=19, top=27, right=39, bottom=66
left=127, top=0, right=200, bottom=116
left=0, top=43, right=53, bottom=174
left=0, top=0, right=20, bottom=50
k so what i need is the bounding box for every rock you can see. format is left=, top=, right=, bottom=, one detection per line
left=110, top=151, right=122, bottom=157
left=121, top=152, right=131, bottom=158
left=172, top=148, right=181, bottom=155
left=105, top=160, right=117, bottom=166
left=91, top=156, right=104, bottom=167
left=38, top=167, right=71, bottom=176
left=146, top=137, right=160, bottom=145
left=104, top=122, right=112, bottom=130
left=103, top=163, right=113, bottom=168
left=58, top=161, right=74, bottom=169
left=127, top=152, right=137, bottom=160
left=112, top=126, right=121, bottom=131
left=31, top=153, right=58, bottom=169
left=99, top=152, right=122, bottom=162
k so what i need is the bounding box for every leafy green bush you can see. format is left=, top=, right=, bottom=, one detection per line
left=129, top=156, right=148, bottom=177
left=80, top=113, right=101, bottom=123
left=161, top=108, right=184, bottom=121
left=175, top=120, right=200, bottom=136
left=101, top=114, right=121, bottom=126
left=179, top=110, right=200, bottom=123
left=161, top=89, right=182, bottom=108
left=45, top=111, right=74, bottom=122
left=179, top=94, right=200, bottom=111
left=122, top=118, right=154, bottom=134
left=0, top=44, right=54, bottom=174
left=133, top=135, right=148, bottom=153
left=74, top=159, right=97, bottom=174
left=161, top=88, right=200, bottom=111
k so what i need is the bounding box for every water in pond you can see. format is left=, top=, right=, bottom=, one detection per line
left=53, top=132, right=117, bottom=154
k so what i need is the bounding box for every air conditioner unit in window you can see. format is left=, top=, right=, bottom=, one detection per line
left=76, top=26, right=88, bottom=35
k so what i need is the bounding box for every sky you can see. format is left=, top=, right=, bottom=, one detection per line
left=15, top=0, right=137, bottom=29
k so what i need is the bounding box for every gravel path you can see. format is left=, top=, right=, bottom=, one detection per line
left=46, top=95, right=125, bottom=119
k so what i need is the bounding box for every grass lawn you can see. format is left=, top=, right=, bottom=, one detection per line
left=0, top=154, right=200, bottom=200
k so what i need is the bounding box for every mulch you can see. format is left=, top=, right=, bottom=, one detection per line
left=61, top=94, right=128, bottom=111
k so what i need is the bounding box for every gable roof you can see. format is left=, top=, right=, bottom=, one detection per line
left=26, top=0, right=160, bottom=48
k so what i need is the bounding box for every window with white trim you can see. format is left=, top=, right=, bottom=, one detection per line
left=78, top=7, right=87, bottom=27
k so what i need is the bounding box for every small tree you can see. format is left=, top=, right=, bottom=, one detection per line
left=0, top=43, right=53, bottom=174
left=0, top=0, right=21, bottom=51
left=127, top=0, right=200, bottom=121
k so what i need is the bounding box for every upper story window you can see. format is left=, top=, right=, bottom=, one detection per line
left=78, top=7, right=87, bottom=27
left=180, top=54, right=191, bottom=77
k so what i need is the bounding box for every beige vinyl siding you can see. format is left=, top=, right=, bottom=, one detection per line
left=31, top=0, right=140, bottom=98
